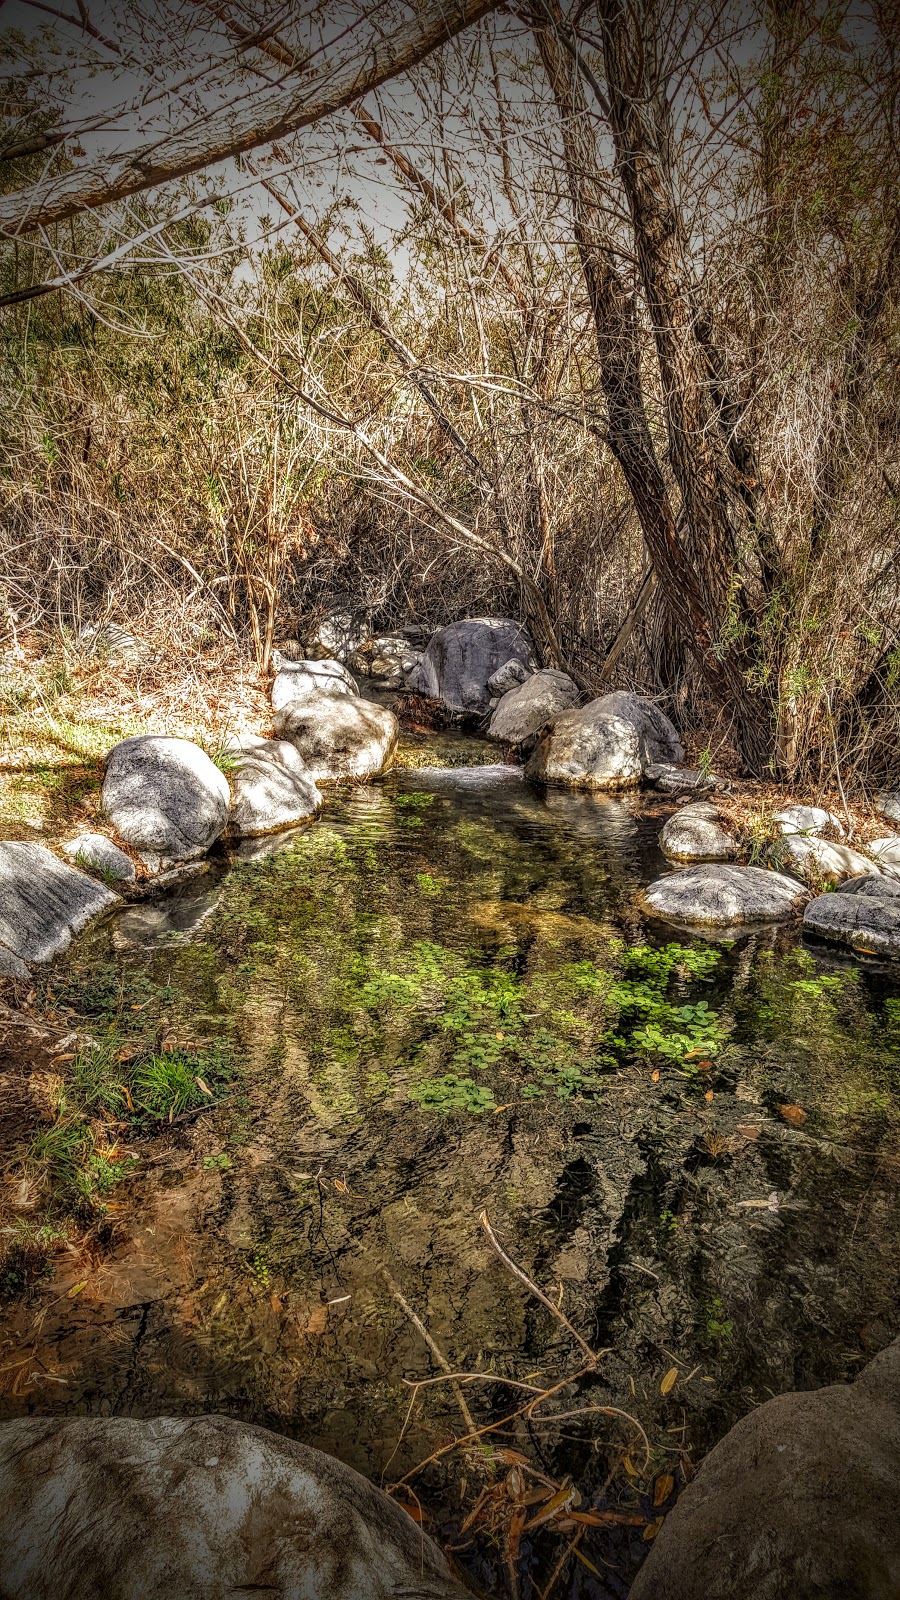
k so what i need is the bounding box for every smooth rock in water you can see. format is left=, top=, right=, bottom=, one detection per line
left=876, top=791, right=900, bottom=827
left=661, top=802, right=736, bottom=862
left=774, top=804, right=844, bottom=836
left=646, top=763, right=723, bottom=794
left=63, top=832, right=135, bottom=882
left=275, top=692, right=398, bottom=782
left=867, top=836, right=900, bottom=873
left=526, top=702, right=643, bottom=789
left=488, top=669, right=580, bottom=747
left=227, top=739, right=321, bottom=837
left=0, top=841, right=117, bottom=965
left=781, top=833, right=880, bottom=884
left=487, top=657, right=530, bottom=698
left=102, top=736, right=230, bottom=873
left=271, top=657, right=357, bottom=712
left=593, top=691, right=683, bottom=767
left=631, top=1336, right=900, bottom=1600
left=641, top=863, right=807, bottom=926
left=406, top=618, right=536, bottom=713
left=0, top=1414, right=471, bottom=1600
left=804, top=875, right=900, bottom=957
left=111, top=885, right=222, bottom=950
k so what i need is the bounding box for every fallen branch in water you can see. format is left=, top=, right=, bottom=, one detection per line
left=479, top=1210, right=602, bottom=1368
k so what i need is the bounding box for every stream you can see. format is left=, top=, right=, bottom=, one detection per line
left=4, top=735, right=900, bottom=1596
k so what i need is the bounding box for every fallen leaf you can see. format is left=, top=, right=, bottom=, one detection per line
left=643, top=1517, right=665, bottom=1541
left=195, top=1077, right=212, bottom=1096
left=696, top=1060, right=712, bottom=1071
left=623, top=1454, right=638, bottom=1476
left=736, top=1123, right=760, bottom=1141
left=270, top=1292, right=283, bottom=1314
left=660, top=1366, right=678, bottom=1396
left=653, top=1473, right=675, bottom=1506
left=704, top=1089, right=714, bottom=1102
left=306, top=1304, right=328, bottom=1335
left=651, top=1068, right=660, bottom=1082
left=67, top=1280, right=88, bottom=1298
left=333, top=1178, right=347, bottom=1194
left=778, top=1103, right=807, bottom=1127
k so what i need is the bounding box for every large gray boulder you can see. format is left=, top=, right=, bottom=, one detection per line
left=487, top=657, right=530, bottom=698
left=406, top=618, right=536, bottom=713
left=63, top=831, right=135, bottom=882
left=271, top=657, right=357, bottom=712
left=275, top=694, right=398, bottom=782
left=226, top=738, right=322, bottom=836
left=488, top=669, right=580, bottom=747
left=641, top=863, right=807, bottom=925
left=0, top=841, right=117, bottom=968
left=781, top=834, right=881, bottom=884
left=593, top=691, right=683, bottom=766
left=102, top=736, right=231, bottom=873
left=526, top=701, right=643, bottom=788
left=804, top=874, right=900, bottom=956
left=660, top=802, right=736, bottom=862
left=0, top=1414, right=471, bottom=1600
left=631, top=1336, right=900, bottom=1600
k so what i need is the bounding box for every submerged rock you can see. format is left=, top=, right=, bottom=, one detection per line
left=804, top=875, right=900, bottom=956
left=0, top=841, right=117, bottom=966
left=774, top=804, right=844, bottom=836
left=271, top=657, right=357, bottom=712
left=225, top=738, right=321, bottom=837
left=274, top=694, right=398, bottom=782
left=0, top=1414, right=471, bottom=1600
left=406, top=618, right=536, bottom=713
left=63, top=832, right=135, bottom=882
left=781, top=834, right=880, bottom=885
left=111, top=884, right=223, bottom=950
left=641, top=863, right=807, bottom=925
left=660, top=802, right=736, bottom=862
left=488, top=669, right=580, bottom=747
left=631, top=1336, right=900, bottom=1600
left=102, top=736, right=230, bottom=873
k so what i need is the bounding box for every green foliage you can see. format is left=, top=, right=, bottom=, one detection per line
left=408, top=1074, right=497, bottom=1114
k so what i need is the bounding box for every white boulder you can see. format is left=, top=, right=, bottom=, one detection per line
left=63, top=832, right=135, bottom=882
left=102, top=736, right=230, bottom=873
left=641, top=863, right=807, bottom=926
left=660, top=802, right=736, bottom=862
left=406, top=618, right=536, bottom=712
left=487, top=657, right=531, bottom=698
left=226, top=738, right=321, bottom=836
left=0, top=1414, right=471, bottom=1600
left=526, top=703, right=643, bottom=788
left=867, top=837, right=900, bottom=874
left=0, top=841, right=118, bottom=966
left=274, top=694, right=398, bottom=782
left=876, top=792, right=900, bottom=827
left=774, top=805, right=844, bottom=836
left=488, top=669, right=580, bottom=746
left=781, top=834, right=881, bottom=885
left=271, top=658, right=357, bottom=712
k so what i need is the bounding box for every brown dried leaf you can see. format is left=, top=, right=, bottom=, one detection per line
left=660, top=1366, right=678, bottom=1396
left=306, top=1304, right=328, bottom=1335
left=653, top=1473, right=675, bottom=1506
left=778, top=1103, right=807, bottom=1127
left=643, top=1517, right=665, bottom=1541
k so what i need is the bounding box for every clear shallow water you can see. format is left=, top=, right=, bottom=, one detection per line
left=7, top=751, right=900, bottom=1596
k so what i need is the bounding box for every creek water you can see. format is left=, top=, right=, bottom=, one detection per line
left=7, top=738, right=900, bottom=1595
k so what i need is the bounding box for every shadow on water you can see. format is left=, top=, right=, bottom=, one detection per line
left=5, top=750, right=900, bottom=1595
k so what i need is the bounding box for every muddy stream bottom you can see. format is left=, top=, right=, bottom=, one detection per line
left=3, top=743, right=900, bottom=1596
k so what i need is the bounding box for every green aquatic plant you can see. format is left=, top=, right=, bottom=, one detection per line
left=408, top=1074, right=497, bottom=1114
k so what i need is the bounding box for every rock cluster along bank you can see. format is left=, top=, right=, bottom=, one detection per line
left=2, top=615, right=899, bottom=971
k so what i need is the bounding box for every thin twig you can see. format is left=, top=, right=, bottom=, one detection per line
left=479, top=1210, right=600, bottom=1368
left=382, top=1267, right=477, bottom=1436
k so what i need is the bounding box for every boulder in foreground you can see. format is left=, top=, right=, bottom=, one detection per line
left=102, top=736, right=231, bottom=873
left=804, top=874, right=900, bottom=956
left=406, top=618, right=536, bottom=713
left=631, top=1336, right=900, bottom=1600
left=488, top=669, right=580, bottom=747
left=526, top=701, right=643, bottom=788
left=593, top=690, right=683, bottom=767
left=226, top=738, right=322, bottom=836
left=781, top=833, right=881, bottom=885
left=274, top=693, right=398, bottom=782
left=0, top=841, right=117, bottom=967
left=641, top=863, right=807, bottom=925
left=0, top=1414, right=471, bottom=1600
